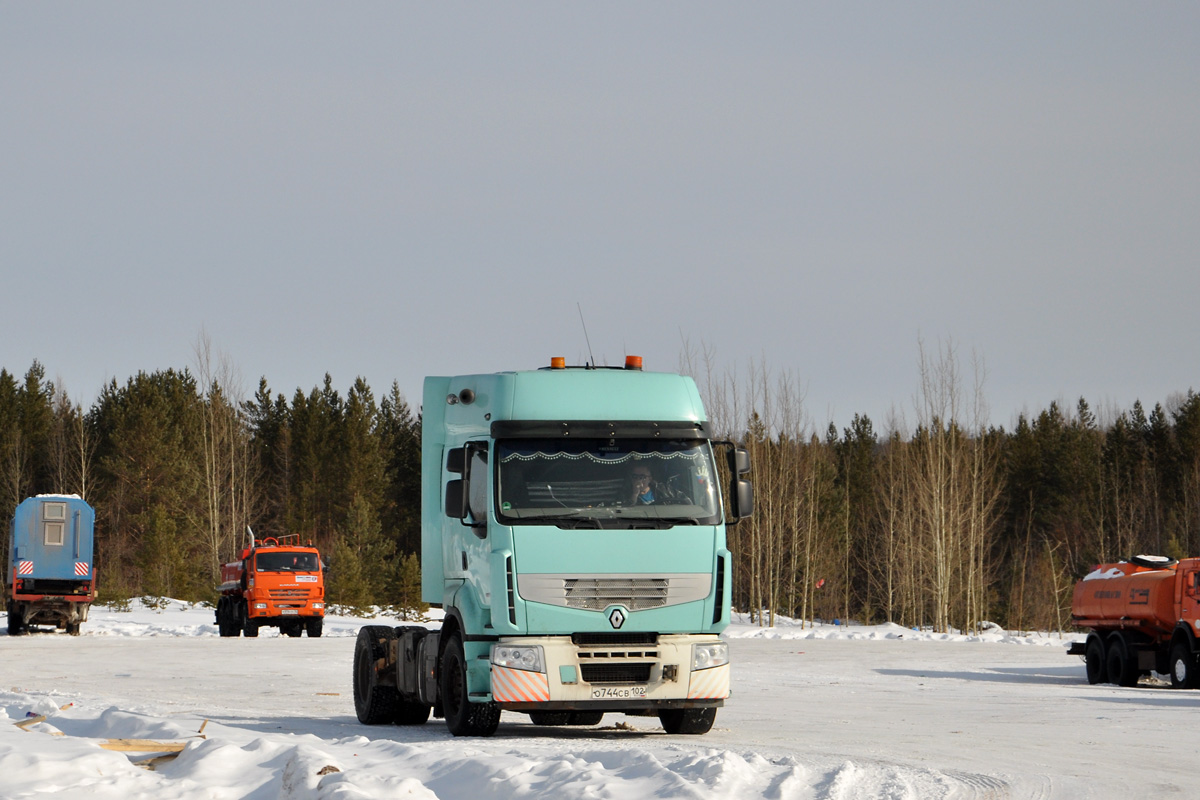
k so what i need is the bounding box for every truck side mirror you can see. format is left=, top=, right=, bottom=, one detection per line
left=716, top=443, right=754, bottom=524
left=733, top=479, right=754, bottom=520
left=446, top=447, right=465, bottom=474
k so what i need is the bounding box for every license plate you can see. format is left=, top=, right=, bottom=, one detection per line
left=590, top=686, right=647, bottom=699
left=281, top=609, right=299, bottom=615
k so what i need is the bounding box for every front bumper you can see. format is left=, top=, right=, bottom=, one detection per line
left=489, top=634, right=729, bottom=710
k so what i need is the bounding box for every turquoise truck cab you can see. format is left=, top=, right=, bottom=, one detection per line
left=353, top=357, right=752, bottom=736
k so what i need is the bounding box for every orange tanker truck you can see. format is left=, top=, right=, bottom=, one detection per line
left=1069, top=554, right=1200, bottom=688
left=215, top=533, right=325, bottom=637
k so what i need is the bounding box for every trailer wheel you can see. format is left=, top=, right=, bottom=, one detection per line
left=441, top=633, right=500, bottom=737
left=65, top=622, right=80, bottom=636
left=7, top=603, right=23, bottom=636
left=529, top=712, right=571, bottom=726
left=1169, top=641, right=1195, bottom=689
left=1106, top=635, right=1138, bottom=687
left=305, top=618, right=323, bottom=638
left=659, top=707, right=717, bottom=735
left=354, top=626, right=400, bottom=724
left=1085, top=636, right=1107, bottom=685
left=566, top=712, right=603, bottom=726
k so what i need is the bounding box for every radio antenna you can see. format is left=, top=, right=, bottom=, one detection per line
left=577, top=302, right=596, bottom=368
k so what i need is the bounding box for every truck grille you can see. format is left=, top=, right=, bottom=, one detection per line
left=518, top=573, right=711, bottom=611
left=565, top=578, right=668, bottom=610
left=268, top=588, right=312, bottom=599
left=573, top=632, right=658, bottom=646
left=580, top=663, right=654, bottom=684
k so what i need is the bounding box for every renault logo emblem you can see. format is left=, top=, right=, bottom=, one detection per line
left=608, top=607, right=627, bottom=629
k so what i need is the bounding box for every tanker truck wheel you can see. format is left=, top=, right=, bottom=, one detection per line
left=1106, top=635, right=1139, bottom=687
left=1085, top=636, right=1107, bottom=685
left=441, top=633, right=500, bottom=737
left=1169, top=641, right=1195, bottom=689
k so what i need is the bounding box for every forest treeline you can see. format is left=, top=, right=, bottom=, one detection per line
left=0, top=357, right=424, bottom=615
left=3, top=346, right=1198, bottom=631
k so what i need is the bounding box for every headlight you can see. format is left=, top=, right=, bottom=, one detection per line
left=311, top=602, right=324, bottom=609
left=692, top=642, right=729, bottom=671
left=491, top=644, right=545, bottom=673
left=254, top=603, right=267, bottom=609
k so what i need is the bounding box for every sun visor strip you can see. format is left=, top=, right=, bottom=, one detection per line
left=490, top=420, right=710, bottom=439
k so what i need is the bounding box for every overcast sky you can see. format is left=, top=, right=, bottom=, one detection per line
left=2, top=3, right=1197, bottom=433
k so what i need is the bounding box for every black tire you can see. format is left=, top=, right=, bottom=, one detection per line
left=1106, top=635, right=1138, bottom=687
left=65, top=622, right=81, bottom=636
left=354, top=626, right=400, bottom=724
left=441, top=633, right=500, bottom=737
left=284, top=621, right=303, bottom=638
left=658, top=707, right=717, bottom=735
left=394, top=701, right=432, bottom=726
left=306, top=617, right=323, bottom=638
left=1085, top=636, right=1107, bottom=685
left=1170, top=641, right=1195, bottom=689
left=7, top=602, right=23, bottom=636
left=243, top=618, right=259, bottom=638
left=566, top=712, right=603, bottom=726
left=216, top=598, right=237, bottom=637
left=529, top=711, right=572, bottom=726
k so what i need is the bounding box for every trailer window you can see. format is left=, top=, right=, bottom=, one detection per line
left=43, top=521, right=65, bottom=547
left=43, top=502, right=66, bottom=521
left=496, top=438, right=721, bottom=527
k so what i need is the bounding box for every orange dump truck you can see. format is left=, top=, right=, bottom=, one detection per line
left=1069, top=555, right=1200, bottom=688
left=215, top=534, right=325, bottom=638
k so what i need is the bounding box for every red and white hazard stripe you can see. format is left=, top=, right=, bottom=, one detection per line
left=491, top=666, right=551, bottom=703
left=18, top=561, right=33, bottom=575
left=687, top=663, right=731, bottom=700
left=75, top=562, right=90, bottom=576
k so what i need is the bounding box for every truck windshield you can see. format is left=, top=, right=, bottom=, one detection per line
left=495, top=438, right=721, bottom=526
left=256, top=552, right=320, bottom=572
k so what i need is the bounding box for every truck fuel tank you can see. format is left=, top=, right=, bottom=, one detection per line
left=1071, top=557, right=1182, bottom=634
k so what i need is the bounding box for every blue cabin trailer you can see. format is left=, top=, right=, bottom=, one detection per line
left=352, top=356, right=753, bottom=736
left=6, top=495, right=96, bottom=635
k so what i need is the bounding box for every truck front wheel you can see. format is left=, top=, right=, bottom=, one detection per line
left=659, top=707, right=716, bottom=735
left=441, top=633, right=500, bottom=737
left=1169, top=641, right=1195, bottom=689
left=306, top=618, right=323, bottom=638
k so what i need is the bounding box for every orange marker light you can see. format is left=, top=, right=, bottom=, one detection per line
left=550, top=357, right=566, bottom=369
left=625, top=355, right=643, bottom=370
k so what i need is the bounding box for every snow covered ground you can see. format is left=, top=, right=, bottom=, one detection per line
left=0, top=602, right=1190, bottom=798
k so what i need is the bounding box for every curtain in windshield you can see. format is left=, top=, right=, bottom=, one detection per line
left=496, top=438, right=720, bottom=524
